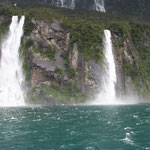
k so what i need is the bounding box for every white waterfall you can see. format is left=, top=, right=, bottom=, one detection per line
left=92, top=30, right=117, bottom=105
left=56, top=0, right=65, bottom=7
left=55, top=0, right=75, bottom=9
left=0, top=16, right=25, bottom=107
left=70, top=0, right=75, bottom=9
left=94, top=0, right=106, bottom=12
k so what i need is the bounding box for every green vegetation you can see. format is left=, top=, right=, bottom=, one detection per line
left=22, top=61, right=30, bottom=80
left=34, top=45, right=56, bottom=60
left=0, top=19, right=10, bottom=39
left=61, top=51, right=76, bottom=78
left=0, top=4, right=23, bottom=17
left=123, top=59, right=138, bottom=79
left=55, top=67, right=64, bottom=77
left=63, top=19, right=104, bottom=62
left=24, top=16, right=35, bottom=36
left=20, top=40, right=32, bottom=81
left=118, top=22, right=150, bottom=99
left=29, top=82, right=89, bottom=103
left=24, top=39, right=33, bottom=48
left=0, top=3, right=150, bottom=100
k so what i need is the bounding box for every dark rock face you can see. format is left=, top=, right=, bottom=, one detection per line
left=22, top=19, right=102, bottom=104
left=21, top=18, right=150, bottom=104
left=0, top=10, right=149, bottom=103
left=112, top=32, right=150, bottom=100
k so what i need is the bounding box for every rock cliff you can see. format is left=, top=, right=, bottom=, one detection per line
left=0, top=4, right=149, bottom=104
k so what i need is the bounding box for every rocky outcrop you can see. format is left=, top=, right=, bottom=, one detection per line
left=69, top=43, right=78, bottom=70
left=112, top=32, right=150, bottom=100
left=22, top=18, right=101, bottom=104
left=20, top=16, right=150, bottom=104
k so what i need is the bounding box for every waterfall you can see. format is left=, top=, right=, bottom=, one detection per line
left=94, top=0, right=106, bottom=12
left=55, top=0, right=75, bottom=9
left=70, top=0, right=75, bottom=9
left=92, top=30, right=117, bottom=105
left=0, top=16, right=25, bottom=107
left=56, top=0, right=64, bottom=7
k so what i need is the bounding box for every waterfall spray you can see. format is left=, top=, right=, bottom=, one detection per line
left=0, top=16, right=25, bottom=107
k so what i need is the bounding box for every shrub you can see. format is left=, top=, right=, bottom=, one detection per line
left=55, top=67, right=64, bottom=77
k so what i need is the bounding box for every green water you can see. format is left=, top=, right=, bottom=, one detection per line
left=0, top=105, right=150, bottom=150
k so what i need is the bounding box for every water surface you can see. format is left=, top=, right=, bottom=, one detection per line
left=0, top=104, right=150, bottom=150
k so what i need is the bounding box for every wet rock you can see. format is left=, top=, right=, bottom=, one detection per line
left=69, top=43, right=78, bottom=69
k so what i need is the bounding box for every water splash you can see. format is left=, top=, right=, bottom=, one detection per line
left=0, top=16, right=25, bottom=107
left=94, top=0, right=106, bottom=12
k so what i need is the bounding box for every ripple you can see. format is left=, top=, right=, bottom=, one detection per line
left=85, top=146, right=95, bottom=150
left=0, top=105, right=150, bottom=150
left=122, top=132, right=135, bottom=146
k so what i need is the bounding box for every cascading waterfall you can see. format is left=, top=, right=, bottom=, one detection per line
left=70, top=0, right=75, bottom=9
left=0, top=16, right=25, bottom=107
left=92, top=30, right=117, bottom=105
left=54, top=0, right=105, bottom=11
left=94, top=0, right=106, bottom=12
left=55, top=0, right=75, bottom=9
left=56, top=0, right=64, bottom=7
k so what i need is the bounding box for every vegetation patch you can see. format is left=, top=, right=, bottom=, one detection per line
left=24, top=16, right=35, bottom=36
left=62, top=19, right=104, bottom=62
left=0, top=19, right=10, bottom=39
left=34, top=45, right=56, bottom=60
left=28, top=82, right=89, bottom=103
left=61, top=51, right=76, bottom=78
left=55, top=67, right=64, bottom=77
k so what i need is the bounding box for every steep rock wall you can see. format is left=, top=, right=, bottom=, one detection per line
left=0, top=5, right=150, bottom=104
left=21, top=19, right=103, bottom=104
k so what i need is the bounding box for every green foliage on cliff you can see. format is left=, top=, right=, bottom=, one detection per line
left=24, top=39, right=33, bottom=48
left=115, top=22, right=150, bottom=99
left=24, top=17, right=35, bottom=36
left=123, top=59, right=138, bottom=79
left=63, top=19, right=104, bottom=62
left=61, top=51, right=76, bottom=78
left=29, top=82, right=89, bottom=103
left=20, top=40, right=32, bottom=81
left=0, top=4, right=22, bottom=17
left=108, top=22, right=130, bottom=38
left=0, top=3, right=150, bottom=100
left=34, top=45, right=56, bottom=60
left=0, top=19, right=10, bottom=39
left=25, top=7, right=65, bottom=24
left=23, top=61, right=30, bottom=80
left=55, top=67, right=64, bottom=77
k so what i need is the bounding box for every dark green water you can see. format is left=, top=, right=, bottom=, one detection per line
left=0, top=105, right=150, bottom=150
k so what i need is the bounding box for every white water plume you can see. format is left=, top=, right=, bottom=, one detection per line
left=92, top=30, right=118, bottom=105
left=90, top=30, right=143, bottom=105
left=94, top=0, right=106, bottom=12
left=0, top=16, right=25, bottom=107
